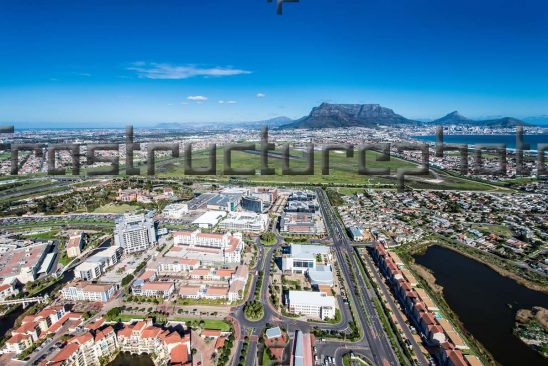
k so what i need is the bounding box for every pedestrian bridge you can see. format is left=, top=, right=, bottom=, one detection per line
left=0, top=295, right=48, bottom=308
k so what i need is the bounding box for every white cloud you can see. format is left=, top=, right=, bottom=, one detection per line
left=187, top=96, right=208, bottom=102
left=256, top=93, right=266, bottom=98
left=219, top=100, right=237, bottom=104
left=128, top=62, right=252, bottom=80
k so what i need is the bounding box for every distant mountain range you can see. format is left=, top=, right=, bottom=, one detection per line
left=155, top=116, right=292, bottom=130
left=279, top=103, right=535, bottom=129
left=429, top=111, right=529, bottom=128
left=150, top=104, right=545, bottom=131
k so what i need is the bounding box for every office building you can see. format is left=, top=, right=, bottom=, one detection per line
left=288, top=291, right=336, bottom=320
left=280, top=212, right=325, bottom=235
left=218, top=211, right=268, bottom=232
left=114, top=212, right=157, bottom=254
left=282, top=244, right=331, bottom=273
left=162, top=203, right=189, bottom=219
left=191, top=210, right=227, bottom=229
left=241, top=196, right=264, bottom=213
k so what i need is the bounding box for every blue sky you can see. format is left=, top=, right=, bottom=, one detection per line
left=0, top=0, right=547, bottom=127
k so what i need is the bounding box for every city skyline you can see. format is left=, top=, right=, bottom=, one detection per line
left=1, top=0, right=548, bottom=127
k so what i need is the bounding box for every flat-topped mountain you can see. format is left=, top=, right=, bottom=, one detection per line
left=280, top=103, right=419, bottom=129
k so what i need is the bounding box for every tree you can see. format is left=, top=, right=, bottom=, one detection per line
left=121, top=274, right=134, bottom=286
left=260, top=232, right=276, bottom=245
left=105, top=307, right=122, bottom=321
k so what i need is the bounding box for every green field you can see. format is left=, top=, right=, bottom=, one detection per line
left=93, top=203, right=138, bottom=214
left=1, top=147, right=498, bottom=192
left=22, top=229, right=60, bottom=240
left=153, top=148, right=496, bottom=190
left=171, top=318, right=230, bottom=331
left=156, top=148, right=412, bottom=184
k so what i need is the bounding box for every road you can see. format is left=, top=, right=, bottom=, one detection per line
left=361, top=249, right=430, bottom=366
left=315, top=188, right=401, bottom=366
left=229, top=190, right=405, bottom=366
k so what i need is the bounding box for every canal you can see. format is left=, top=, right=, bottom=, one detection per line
left=0, top=239, right=111, bottom=339
left=107, top=352, right=154, bottom=366
left=415, top=245, right=548, bottom=366
left=0, top=269, right=75, bottom=339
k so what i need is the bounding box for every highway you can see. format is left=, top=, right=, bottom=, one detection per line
left=315, top=188, right=401, bottom=366
left=361, top=248, right=430, bottom=366
left=228, top=188, right=417, bottom=366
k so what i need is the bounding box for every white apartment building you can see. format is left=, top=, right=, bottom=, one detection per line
left=288, top=291, right=336, bottom=320
left=74, top=246, right=123, bottom=280
left=61, top=282, right=119, bottom=302
left=131, top=281, right=175, bottom=299
left=173, top=230, right=243, bottom=263
left=0, top=279, right=19, bottom=300
left=151, top=258, right=201, bottom=274
left=114, top=212, right=157, bottom=254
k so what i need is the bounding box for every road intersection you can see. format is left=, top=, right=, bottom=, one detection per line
left=226, top=188, right=431, bottom=366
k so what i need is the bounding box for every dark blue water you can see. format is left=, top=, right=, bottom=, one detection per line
left=415, top=246, right=548, bottom=366
left=412, top=134, right=547, bottom=151
left=107, top=352, right=154, bottom=366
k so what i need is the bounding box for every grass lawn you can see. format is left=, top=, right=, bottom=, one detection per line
left=93, top=203, right=138, bottom=213
left=171, top=318, right=230, bottom=331
left=22, top=229, right=59, bottom=240
left=474, top=224, right=513, bottom=238
left=342, top=354, right=351, bottom=366
left=262, top=348, right=273, bottom=366
left=118, top=313, right=146, bottom=322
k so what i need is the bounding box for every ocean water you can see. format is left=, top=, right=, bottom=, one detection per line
left=412, top=134, right=548, bottom=151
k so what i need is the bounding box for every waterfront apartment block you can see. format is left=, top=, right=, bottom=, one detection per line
left=372, top=243, right=479, bottom=366
left=74, top=246, right=123, bottom=281
left=4, top=305, right=83, bottom=355
left=61, top=281, right=119, bottom=302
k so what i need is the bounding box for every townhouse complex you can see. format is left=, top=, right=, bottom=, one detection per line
left=43, top=318, right=191, bottom=366
left=373, top=244, right=483, bottom=366
left=4, top=305, right=83, bottom=355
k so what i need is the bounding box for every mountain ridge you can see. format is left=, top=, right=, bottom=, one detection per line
left=280, top=103, right=419, bottom=129
left=280, top=104, right=533, bottom=129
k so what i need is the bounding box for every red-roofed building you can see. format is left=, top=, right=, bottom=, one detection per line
left=67, top=232, right=84, bottom=258
left=45, top=318, right=190, bottom=366
left=0, top=279, right=19, bottom=300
